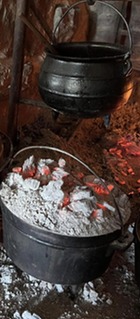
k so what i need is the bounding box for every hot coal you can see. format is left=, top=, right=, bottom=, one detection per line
left=0, top=155, right=131, bottom=237
left=104, top=136, right=140, bottom=195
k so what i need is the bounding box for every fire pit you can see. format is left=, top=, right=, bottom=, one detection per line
left=0, top=146, right=133, bottom=284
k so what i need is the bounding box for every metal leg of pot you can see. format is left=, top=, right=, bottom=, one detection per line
left=103, top=115, right=111, bottom=128
left=64, top=284, right=84, bottom=300
left=7, top=0, right=28, bottom=144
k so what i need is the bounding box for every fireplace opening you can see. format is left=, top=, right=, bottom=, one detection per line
left=0, top=0, right=140, bottom=317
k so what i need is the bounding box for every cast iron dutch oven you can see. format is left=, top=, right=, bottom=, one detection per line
left=38, top=1, right=133, bottom=118
left=0, top=146, right=133, bottom=285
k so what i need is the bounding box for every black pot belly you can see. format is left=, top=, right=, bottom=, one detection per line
left=38, top=85, right=132, bottom=118
left=1, top=200, right=121, bottom=285
left=38, top=43, right=133, bottom=118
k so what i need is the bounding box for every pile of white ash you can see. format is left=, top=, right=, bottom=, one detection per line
left=0, top=155, right=131, bottom=237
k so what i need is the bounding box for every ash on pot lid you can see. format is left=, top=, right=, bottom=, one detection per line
left=0, top=155, right=131, bottom=237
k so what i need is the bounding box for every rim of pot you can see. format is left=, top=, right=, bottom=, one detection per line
left=46, top=42, right=130, bottom=62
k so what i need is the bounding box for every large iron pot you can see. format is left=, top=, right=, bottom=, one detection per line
left=38, top=1, right=133, bottom=118
left=0, top=146, right=133, bottom=284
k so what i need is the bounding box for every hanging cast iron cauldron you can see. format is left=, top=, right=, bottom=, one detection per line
left=38, top=1, right=133, bottom=118
left=0, top=146, right=133, bottom=285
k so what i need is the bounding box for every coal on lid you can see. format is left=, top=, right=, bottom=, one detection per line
left=0, top=155, right=131, bottom=237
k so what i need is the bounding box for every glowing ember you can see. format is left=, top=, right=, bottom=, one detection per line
left=85, top=182, right=114, bottom=195
left=104, top=136, right=140, bottom=195
left=118, top=138, right=140, bottom=156
left=0, top=155, right=131, bottom=237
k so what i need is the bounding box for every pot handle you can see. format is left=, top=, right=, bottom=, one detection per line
left=106, top=230, right=134, bottom=256
left=53, top=0, right=132, bottom=59
left=124, top=59, right=132, bottom=76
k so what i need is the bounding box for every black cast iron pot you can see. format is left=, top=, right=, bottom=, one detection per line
left=38, top=1, right=133, bottom=118
left=39, top=42, right=133, bottom=118
left=0, top=201, right=124, bottom=285
left=0, top=146, right=133, bottom=285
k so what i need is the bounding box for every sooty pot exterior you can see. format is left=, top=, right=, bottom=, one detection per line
left=1, top=198, right=123, bottom=285
left=39, top=42, right=133, bottom=118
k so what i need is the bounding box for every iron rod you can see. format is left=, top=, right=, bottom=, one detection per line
left=7, top=0, right=28, bottom=143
